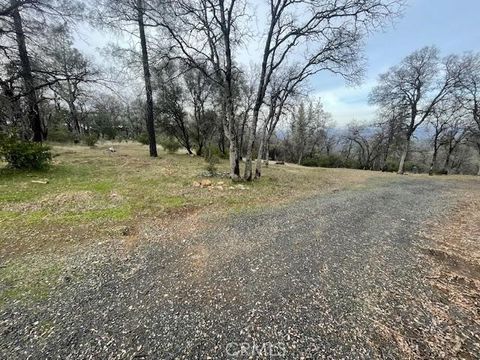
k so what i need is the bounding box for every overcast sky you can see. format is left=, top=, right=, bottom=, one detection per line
left=75, top=0, right=480, bottom=126
left=313, top=0, right=480, bottom=126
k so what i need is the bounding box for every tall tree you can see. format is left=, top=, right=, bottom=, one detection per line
left=94, top=0, right=158, bottom=156
left=427, top=99, right=462, bottom=175
left=457, top=53, right=480, bottom=175
left=1, top=0, right=84, bottom=141
left=184, top=68, right=216, bottom=156
left=40, top=25, right=98, bottom=139
left=370, top=47, right=461, bottom=174
left=137, top=0, right=157, bottom=156
left=152, top=0, right=246, bottom=179
left=243, top=0, right=404, bottom=180
left=10, top=0, right=42, bottom=141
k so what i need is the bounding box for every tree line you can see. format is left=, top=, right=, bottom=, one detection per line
left=1, top=1, right=479, bottom=176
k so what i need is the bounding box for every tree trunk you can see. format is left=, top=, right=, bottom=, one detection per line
left=254, top=122, right=268, bottom=178
left=428, top=148, right=437, bottom=176
left=264, top=140, right=270, bottom=166
left=137, top=0, right=157, bottom=157
left=477, top=145, right=480, bottom=176
left=397, top=135, right=411, bottom=174
left=223, top=94, right=240, bottom=179
left=11, top=1, right=43, bottom=142
left=297, top=151, right=304, bottom=165
left=244, top=107, right=260, bottom=180
left=67, top=100, right=81, bottom=141
left=429, top=134, right=439, bottom=176
left=443, top=146, right=453, bottom=174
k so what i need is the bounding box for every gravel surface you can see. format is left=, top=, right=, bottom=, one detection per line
left=1, top=177, right=478, bottom=359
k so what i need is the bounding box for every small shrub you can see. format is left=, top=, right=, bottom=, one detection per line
left=136, top=133, right=150, bottom=145
left=404, top=161, right=427, bottom=173
left=205, top=154, right=220, bottom=175
left=0, top=138, right=52, bottom=170
left=83, top=134, right=98, bottom=147
left=382, top=160, right=399, bottom=172
left=159, top=137, right=181, bottom=153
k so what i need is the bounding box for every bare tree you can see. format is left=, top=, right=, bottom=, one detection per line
left=10, top=0, right=42, bottom=141
left=344, top=122, right=384, bottom=170
left=93, top=0, right=158, bottom=156
left=39, top=25, right=98, bottom=140
left=427, top=99, right=463, bottom=175
left=457, top=53, right=480, bottom=175
left=184, top=68, right=215, bottom=156
left=370, top=47, right=461, bottom=174
left=150, top=0, right=247, bottom=179
left=440, top=115, right=469, bottom=174
left=255, top=67, right=311, bottom=178
left=242, top=0, right=404, bottom=180
left=1, top=0, right=83, bottom=141
left=374, top=103, right=406, bottom=171
left=155, top=64, right=194, bottom=154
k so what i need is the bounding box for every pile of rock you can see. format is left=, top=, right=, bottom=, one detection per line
left=193, top=180, right=248, bottom=191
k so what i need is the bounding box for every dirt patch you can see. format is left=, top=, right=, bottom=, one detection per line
left=415, top=188, right=480, bottom=358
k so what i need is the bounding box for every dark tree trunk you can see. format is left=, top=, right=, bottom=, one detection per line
left=429, top=135, right=439, bottom=176
left=11, top=1, right=43, bottom=142
left=397, top=136, right=410, bottom=174
left=137, top=0, right=157, bottom=157
left=443, top=144, right=454, bottom=174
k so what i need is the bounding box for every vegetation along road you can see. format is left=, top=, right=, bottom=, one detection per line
left=1, top=145, right=479, bottom=358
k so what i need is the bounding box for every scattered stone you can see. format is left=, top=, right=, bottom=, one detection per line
left=200, top=179, right=212, bottom=187
left=108, top=147, right=116, bottom=153
left=192, top=181, right=201, bottom=187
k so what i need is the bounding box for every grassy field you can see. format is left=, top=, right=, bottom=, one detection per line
left=0, top=141, right=392, bottom=305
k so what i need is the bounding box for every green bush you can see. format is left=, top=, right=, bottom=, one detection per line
left=159, top=137, right=181, bottom=153
left=47, top=128, right=75, bottom=143
left=0, top=138, right=52, bottom=170
left=83, top=134, right=98, bottom=147
left=136, top=133, right=150, bottom=145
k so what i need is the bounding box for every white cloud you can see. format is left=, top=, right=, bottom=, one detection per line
left=313, top=80, right=377, bottom=126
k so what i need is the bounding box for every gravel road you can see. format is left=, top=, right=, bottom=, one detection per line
left=1, top=176, right=478, bottom=359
